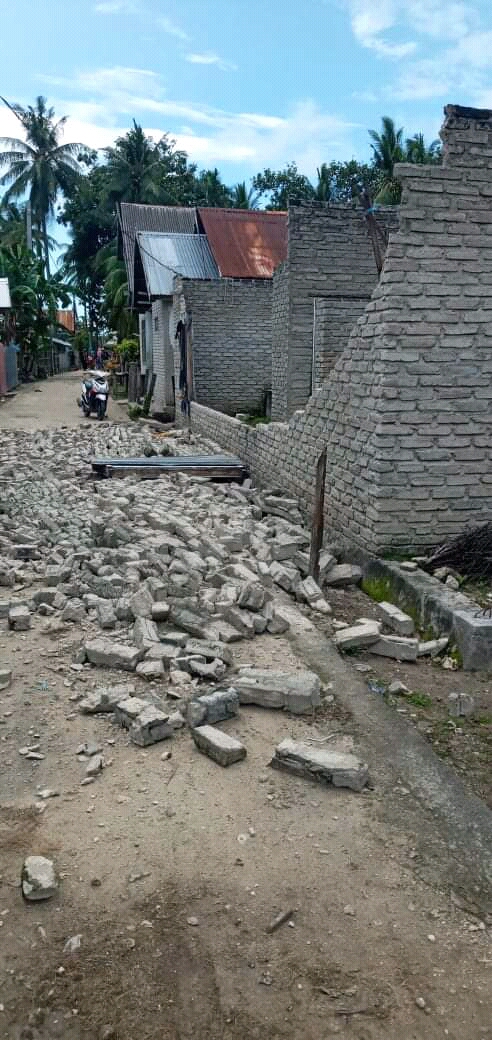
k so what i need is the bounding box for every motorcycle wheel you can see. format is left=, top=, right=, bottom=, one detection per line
left=97, top=399, right=106, bottom=420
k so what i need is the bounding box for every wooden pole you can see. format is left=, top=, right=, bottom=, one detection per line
left=309, top=448, right=327, bottom=583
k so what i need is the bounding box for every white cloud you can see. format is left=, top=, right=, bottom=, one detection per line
left=158, top=16, right=189, bottom=41
left=348, top=0, right=416, bottom=58
left=93, top=1, right=138, bottom=12
left=1, top=69, right=356, bottom=175
left=185, top=52, right=237, bottom=71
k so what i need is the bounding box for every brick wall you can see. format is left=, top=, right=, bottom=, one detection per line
left=173, top=278, right=272, bottom=416
left=191, top=106, right=492, bottom=553
left=313, top=297, right=370, bottom=389
left=151, top=299, right=175, bottom=411
left=272, top=204, right=398, bottom=419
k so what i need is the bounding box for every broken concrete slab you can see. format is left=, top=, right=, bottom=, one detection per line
left=379, top=601, right=415, bottom=637
left=237, top=581, right=266, bottom=612
left=271, top=533, right=304, bottom=561
left=324, top=564, right=362, bottom=588
left=271, top=739, right=368, bottom=792
left=186, top=687, right=239, bottom=728
left=8, top=604, right=31, bottom=631
left=133, top=617, right=160, bottom=649
left=334, top=622, right=381, bottom=651
left=188, top=657, right=227, bottom=680
left=130, top=586, right=154, bottom=619
left=21, top=856, right=58, bottom=901
left=369, top=635, right=419, bottom=662
left=219, top=606, right=255, bottom=639
left=297, top=576, right=332, bottom=615
left=417, top=636, right=449, bottom=658
left=265, top=603, right=290, bottom=635
left=234, top=668, right=320, bottom=714
left=78, top=684, right=135, bottom=714
left=130, top=706, right=173, bottom=746
left=192, top=724, right=246, bottom=766
left=145, top=643, right=181, bottom=667
left=84, top=639, right=143, bottom=672
left=170, top=607, right=210, bottom=639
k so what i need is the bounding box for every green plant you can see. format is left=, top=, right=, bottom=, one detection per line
left=406, top=692, right=433, bottom=708
left=118, top=337, right=139, bottom=368
left=361, top=575, right=393, bottom=603
left=128, top=403, right=143, bottom=420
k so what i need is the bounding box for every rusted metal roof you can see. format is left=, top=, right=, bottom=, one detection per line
left=135, top=232, right=219, bottom=299
left=197, top=208, right=287, bottom=279
left=56, top=310, right=75, bottom=334
left=119, top=204, right=199, bottom=300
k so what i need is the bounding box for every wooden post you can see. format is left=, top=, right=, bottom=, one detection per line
left=309, top=448, right=327, bottom=583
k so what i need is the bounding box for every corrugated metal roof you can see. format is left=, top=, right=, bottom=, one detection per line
left=0, top=277, right=11, bottom=309
left=197, top=208, right=287, bottom=279
left=136, top=232, right=219, bottom=298
left=119, top=204, right=198, bottom=297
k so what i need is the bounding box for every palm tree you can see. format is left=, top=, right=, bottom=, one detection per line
left=0, top=96, right=85, bottom=276
left=230, top=181, right=260, bottom=209
left=405, top=132, right=441, bottom=164
left=194, top=168, right=232, bottom=207
left=315, top=164, right=332, bottom=202
left=368, top=116, right=405, bottom=204
left=105, top=122, right=162, bottom=205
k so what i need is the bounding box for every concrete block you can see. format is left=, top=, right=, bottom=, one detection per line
left=271, top=533, right=304, bottom=561
left=114, top=697, right=152, bottom=727
left=379, top=601, right=415, bottom=636
left=271, top=739, right=368, bottom=792
left=237, top=581, right=266, bottom=612
left=184, top=638, right=233, bottom=665
left=170, top=607, right=209, bottom=639
left=151, top=601, right=170, bottom=622
left=145, top=643, right=180, bottom=666
left=334, top=622, right=381, bottom=651
left=130, top=586, right=154, bottom=619
left=219, top=606, right=255, bottom=639
left=21, top=856, right=58, bottom=901
left=324, top=564, right=362, bottom=588
left=136, top=658, right=165, bottom=680
left=187, top=687, right=240, bottom=728
left=84, top=639, right=143, bottom=672
left=448, top=692, right=475, bottom=717
left=130, top=706, right=173, bottom=746
left=192, top=725, right=247, bottom=766
left=298, top=577, right=332, bottom=615
left=188, top=657, right=227, bottom=680
left=417, top=636, right=449, bottom=657
left=96, top=600, right=117, bottom=630
left=234, top=668, right=320, bottom=714
left=8, top=604, right=31, bottom=631
left=370, top=635, right=419, bottom=661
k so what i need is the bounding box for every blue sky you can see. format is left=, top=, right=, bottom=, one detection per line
left=2, top=0, right=492, bottom=184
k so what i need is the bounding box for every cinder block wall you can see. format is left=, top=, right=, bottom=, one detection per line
left=151, top=298, right=175, bottom=411
left=173, top=278, right=272, bottom=416
left=313, top=297, right=370, bottom=389
left=191, top=106, right=492, bottom=553
left=271, top=204, right=398, bottom=419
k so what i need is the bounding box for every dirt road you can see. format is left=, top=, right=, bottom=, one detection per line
left=0, top=377, right=490, bottom=1040
left=0, top=372, right=120, bottom=430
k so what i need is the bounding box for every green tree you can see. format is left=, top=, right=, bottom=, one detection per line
left=0, top=239, right=70, bottom=375
left=230, top=180, right=260, bottom=209
left=104, top=121, right=163, bottom=205
left=252, top=162, right=315, bottom=209
left=405, top=132, right=441, bottom=164
left=315, top=160, right=380, bottom=204
left=193, top=167, right=232, bottom=207
left=368, top=116, right=405, bottom=204
left=0, top=96, right=85, bottom=275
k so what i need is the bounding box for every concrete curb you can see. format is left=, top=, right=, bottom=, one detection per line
left=279, top=603, right=492, bottom=907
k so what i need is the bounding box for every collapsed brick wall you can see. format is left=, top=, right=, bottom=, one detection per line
left=173, top=277, right=272, bottom=417
left=271, top=203, right=398, bottom=419
left=191, top=106, right=492, bottom=552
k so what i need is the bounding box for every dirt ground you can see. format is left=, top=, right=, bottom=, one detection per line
left=0, top=378, right=491, bottom=1040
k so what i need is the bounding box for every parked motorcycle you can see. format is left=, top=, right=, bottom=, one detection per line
left=78, top=371, right=109, bottom=420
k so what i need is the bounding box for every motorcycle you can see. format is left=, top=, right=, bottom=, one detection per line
left=78, top=370, right=109, bottom=420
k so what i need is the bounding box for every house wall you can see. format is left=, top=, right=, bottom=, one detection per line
left=151, top=299, right=175, bottom=412
left=271, top=204, right=399, bottom=419
left=312, top=296, right=371, bottom=389
left=138, top=310, right=153, bottom=377
left=189, top=107, right=492, bottom=553
left=173, top=277, right=272, bottom=416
